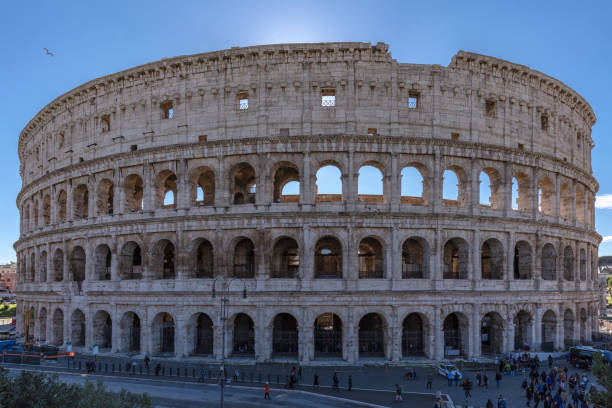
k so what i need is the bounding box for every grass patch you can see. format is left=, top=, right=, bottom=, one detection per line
left=0, top=304, right=16, bottom=318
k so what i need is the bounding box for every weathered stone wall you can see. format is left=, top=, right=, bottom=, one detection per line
left=14, top=42, right=600, bottom=363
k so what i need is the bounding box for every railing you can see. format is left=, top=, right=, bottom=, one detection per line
left=402, top=263, right=424, bottom=279
left=233, top=264, right=254, bottom=279
left=358, top=269, right=384, bottom=279
left=270, top=268, right=298, bottom=278
left=124, top=266, right=143, bottom=280
left=195, top=268, right=214, bottom=279
left=442, top=265, right=466, bottom=279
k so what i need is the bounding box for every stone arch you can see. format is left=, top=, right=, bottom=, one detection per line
left=481, top=312, right=504, bottom=355
left=52, top=308, right=64, bottom=346
left=560, top=183, right=572, bottom=220
left=233, top=238, right=255, bottom=278
left=482, top=238, right=504, bottom=279
left=94, top=244, right=112, bottom=280
left=541, top=243, right=557, bottom=280
left=400, top=164, right=427, bottom=205
left=358, top=313, right=386, bottom=358
left=272, top=313, right=298, bottom=357
left=357, top=163, right=384, bottom=204
left=271, top=236, right=299, bottom=278
left=70, top=246, right=86, bottom=282
left=402, top=237, right=429, bottom=279
left=443, top=238, right=469, bottom=279
left=563, top=308, right=575, bottom=348
left=443, top=312, right=469, bottom=358
left=232, top=313, right=255, bottom=356
left=152, top=312, right=175, bottom=354
left=93, top=310, right=112, bottom=350
left=96, top=178, right=114, bottom=215
left=479, top=167, right=503, bottom=209
left=119, top=311, right=141, bottom=352
left=513, top=310, right=533, bottom=350
left=73, top=184, right=89, bottom=219
left=442, top=165, right=467, bottom=206
left=231, top=162, right=256, bottom=204
left=123, top=174, right=144, bottom=212
left=39, top=250, right=47, bottom=282
left=513, top=240, right=532, bottom=279
left=272, top=162, right=300, bottom=203
left=358, top=236, right=384, bottom=279
left=541, top=309, right=557, bottom=350
left=70, top=309, right=85, bottom=347
left=402, top=312, right=427, bottom=357
left=191, top=166, right=215, bottom=206
left=119, top=241, right=142, bottom=280
left=189, top=238, right=214, bottom=278
left=189, top=312, right=214, bottom=355
left=512, top=172, right=531, bottom=212
left=52, top=248, right=63, bottom=281
left=42, top=194, right=51, bottom=225
left=38, top=307, right=47, bottom=342
left=315, top=163, right=342, bottom=203
left=57, top=190, right=67, bottom=222
left=156, top=170, right=177, bottom=209
left=563, top=245, right=575, bottom=281
left=314, top=313, right=342, bottom=359
left=314, top=236, right=342, bottom=279
left=538, top=177, right=554, bottom=215
left=579, top=248, right=586, bottom=281
left=151, top=239, right=176, bottom=279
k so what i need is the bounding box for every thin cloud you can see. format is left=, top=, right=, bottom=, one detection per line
left=602, top=236, right=612, bottom=243
left=596, top=194, right=612, bottom=209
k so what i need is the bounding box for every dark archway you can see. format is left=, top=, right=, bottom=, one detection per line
left=232, top=313, right=255, bottom=356
left=271, top=237, right=299, bottom=278
left=233, top=238, right=255, bottom=278
left=542, top=244, right=557, bottom=280
left=272, top=313, right=298, bottom=357
left=314, top=313, right=342, bottom=358
left=120, top=241, right=142, bottom=279
left=93, top=310, right=112, bottom=350
left=541, top=310, right=557, bottom=351
left=193, top=313, right=214, bottom=355
left=119, top=312, right=141, bottom=353
left=358, top=313, right=385, bottom=358
left=358, top=237, right=384, bottom=279
left=192, top=239, right=214, bottom=278
left=514, top=241, right=532, bottom=279
left=443, top=313, right=468, bottom=358
left=70, top=309, right=85, bottom=347
left=153, top=312, right=175, bottom=354
left=481, top=312, right=504, bottom=355
left=402, top=313, right=425, bottom=357
left=402, top=238, right=428, bottom=279
left=481, top=239, right=504, bottom=279
left=513, top=311, right=533, bottom=350
left=94, top=244, right=112, bottom=280
left=443, top=238, right=469, bottom=279
left=314, top=236, right=342, bottom=278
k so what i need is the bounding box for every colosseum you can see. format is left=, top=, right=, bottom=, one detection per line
left=14, top=42, right=601, bottom=363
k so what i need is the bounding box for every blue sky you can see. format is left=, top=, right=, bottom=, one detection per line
left=1, top=1, right=611, bottom=262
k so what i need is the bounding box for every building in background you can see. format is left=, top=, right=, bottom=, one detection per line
left=0, top=262, right=17, bottom=293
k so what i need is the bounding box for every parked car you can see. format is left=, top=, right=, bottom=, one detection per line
left=569, top=346, right=612, bottom=369
left=437, top=363, right=462, bottom=380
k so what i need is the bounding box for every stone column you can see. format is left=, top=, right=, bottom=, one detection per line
left=471, top=229, right=480, bottom=284
left=299, top=324, right=313, bottom=362
left=391, top=226, right=400, bottom=281
left=433, top=307, right=443, bottom=360
left=113, top=167, right=121, bottom=215
left=46, top=242, right=52, bottom=283
left=87, top=176, right=95, bottom=219
left=471, top=304, right=480, bottom=358
left=143, top=162, right=154, bottom=212
left=390, top=312, right=401, bottom=361
left=533, top=305, right=542, bottom=351
left=505, top=310, right=515, bottom=353
left=346, top=150, right=355, bottom=210
left=110, top=237, right=119, bottom=281
left=432, top=150, right=441, bottom=213
left=174, top=313, right=185, bottom=358
left=470, top=163, right=479, bottom=216
left=346, top=309, right=356, bottom=363
left=66, top=181, right=73, bottom=221
left=85, top=306, right=93, bottom=349
left=556, top=304, right=564, bottom=351
left=507, top=231, right=515, bottom=283
left=63, top=242, right=69, bottom=281
left=111, top=306, right=120, bottom=353
left=301, top=151, right=312, bottom=206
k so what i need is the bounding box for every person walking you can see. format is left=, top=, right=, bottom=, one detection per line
left=486, top=399, right=494, bottom=408
left=233, top=368, right=239, bottom=382
left=497, top=394, right=507, bottom=408
left=348, top=374, right=352, bottom=391
left=526, top=384, right=533, bottom=407
left=454, top=372, right=460, bottom=387
left=533, top=391, right=541, bottom=408
left=447, top=371, right=453, bottom=386
left=495, top=371, right=502, bottom=388
left=313, top=373, right=319, bottom=389
left=476, top=370, right=482, bottom=387
left=298, top=366, right=302, bottom=381
left=144, top=354, right=150, bottom=370
left=264, top=382, right=270, bottom=399
left=394, top=384, right=403, bottom=402
left=155, top=362, right=161, bottom=376
left=548, top=355, right=553, bottom=368
left=426, top=372, right=433, bottom=390
left=333, top=372, right=339, bottom=392
left=484, top=373, right=489, bottom=389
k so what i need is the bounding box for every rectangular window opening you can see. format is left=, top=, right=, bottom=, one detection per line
left=198, top=135, right=208, bottom=142
left=279, top=128, right=289, bottom=137
left=408, top=92, right=419, bottom=109
left=321, top=88, right=336, bottom=107
left=237, top=92, right=249, bottom=110
left=161, top=101, right=174, bottom=119
left=541, top=114, right=549, bottom=131
left=451, top=133, right=460, bottom=141
left=130, top=145, right=138, bottom=152
left=518, top=143, right=524, bottom=150
left=367, top=128, right=377, bottom=136
left=101, top=115, right=110, bottom=133
left=485, top=100, right=496, bottom=118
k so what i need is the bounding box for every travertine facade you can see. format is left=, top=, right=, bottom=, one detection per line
left=14, top=42, right=601, bottom=362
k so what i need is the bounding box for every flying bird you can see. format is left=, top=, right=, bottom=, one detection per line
left=43, top=48, right=54, bottom=57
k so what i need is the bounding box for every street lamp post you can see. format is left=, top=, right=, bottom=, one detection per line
left=212, top=278, right=247, bottom=408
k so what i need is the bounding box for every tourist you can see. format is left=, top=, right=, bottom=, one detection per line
left=313, top=373, right=319, bottom=389
left=144, top=354, right=150, bottom=370
left=426, top=372, right=433, bottom=389
left=155, top=362, right=161, bottom=376
left=333, top=372, right=339, bottom=391
left=497, top=394, right=507, bottom=408
left=486, top=399, right=494, bottom=408
left=348, top=374, right=352, bottom=391
left=476, top=370, right=482, bottom=387
left=264, top=382, right=270, bottom=399
left=484, top=373, right=489, bottom=389
left=495, top=371, right=502, bottom=388
left=394, top=384, right=403, bottom=401
left=454, top=372, right=460, bottom=387
left=548, top=355, right=553, bottom=368
left=447, top=371, right=453, bottom=386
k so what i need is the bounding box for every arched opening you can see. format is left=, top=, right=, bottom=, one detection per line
left=538, top=177, right=554, bottom=215
left=443, top=238, right=468, bottom=279
left=94, top=244, right=112, bottom=281
left=402, top=238, right=428, bottom=279
left=193, top=313, right=214, bottom=355
left=481, top=238, right=504, bottom=279
left=564, top=309, right=575, bottom=348
left=358, top=313, right=385, bottom=358
left=233, top=238, right=255, bottom=278
left=232, top=163, right=256, bottom=204
left=481, top=312, right=504, bottom=355
left=314, top=313, right=342, bottom=358
left=119, top=241, right=142, bottom=280
left=513, top=311, right=533, bottom=350
left=401, top=165, right=425, bottom=205
left=512, top=173, right=531, bottom=212
left=191, top=239, right=214, bottom=278
left=357, top=165, right=384, bottom=203
left=560, top=183, right=572, bottom=220
left=93, top=310, right=112, bottom=350
left=443, top=312, right=468, bottom=358
left=273, top=163, right=300, bottom=203
left=580, top=249, right=586, bottom=281
left=156, top=171, right=177, bottom=209
left=97, top=179, right=114, bottom=215
left=542, top=244, right=557, bottom=280
left=272, top=313, right=298, bottom=357
left=70, top=309, right=85, bottom=347
left=153, top=312, right=175, bottom=354
left=38, top=308, right=47, bottom=342
left=57, top=190, right=67, bottom=222
left=579, top=309, right=588, bottom=343
left=39, top=251, right=47, bottom=282
left=53, top=249, right=63, bottom=281
left=123, top=174, right=144, bottom=212
left=271, top=237, right=299, bottom=278
left=541, top=310, right=557, bottom=351
left=443, top=167, right=466, bottom=206
left=402, top=313, right=425, bottom=357
left=479, top=168, right=503, bottom=209
left=315, top=165, right=342, bottom=203
left=152, top=240, right=175, bottom=279
left=192, top=166, right=215, bottom=206
left=576, top=188, right=585, bottom=224
left=73, top=184, right=89, bottom=219
left=52, top=309, right=63, bottom=346
left=513, top=241, right=532, bottom=279
left=70, top=246, right=86, bottom=283
left=119, top=312, right=141, bottom=353
left=232, top=313, right=254, bottom=356
left=42, top=194, right=51, bottom=225
left=563, top=246, right=575, bottom=281
left=358, top=237, right=384, bottom=278
left=314, top=236, right=342, bottom=278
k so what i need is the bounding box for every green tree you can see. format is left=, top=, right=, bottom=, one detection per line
left=0, top=367, right=153, bottom=408
left=590, top=352, right=612, bottom=407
